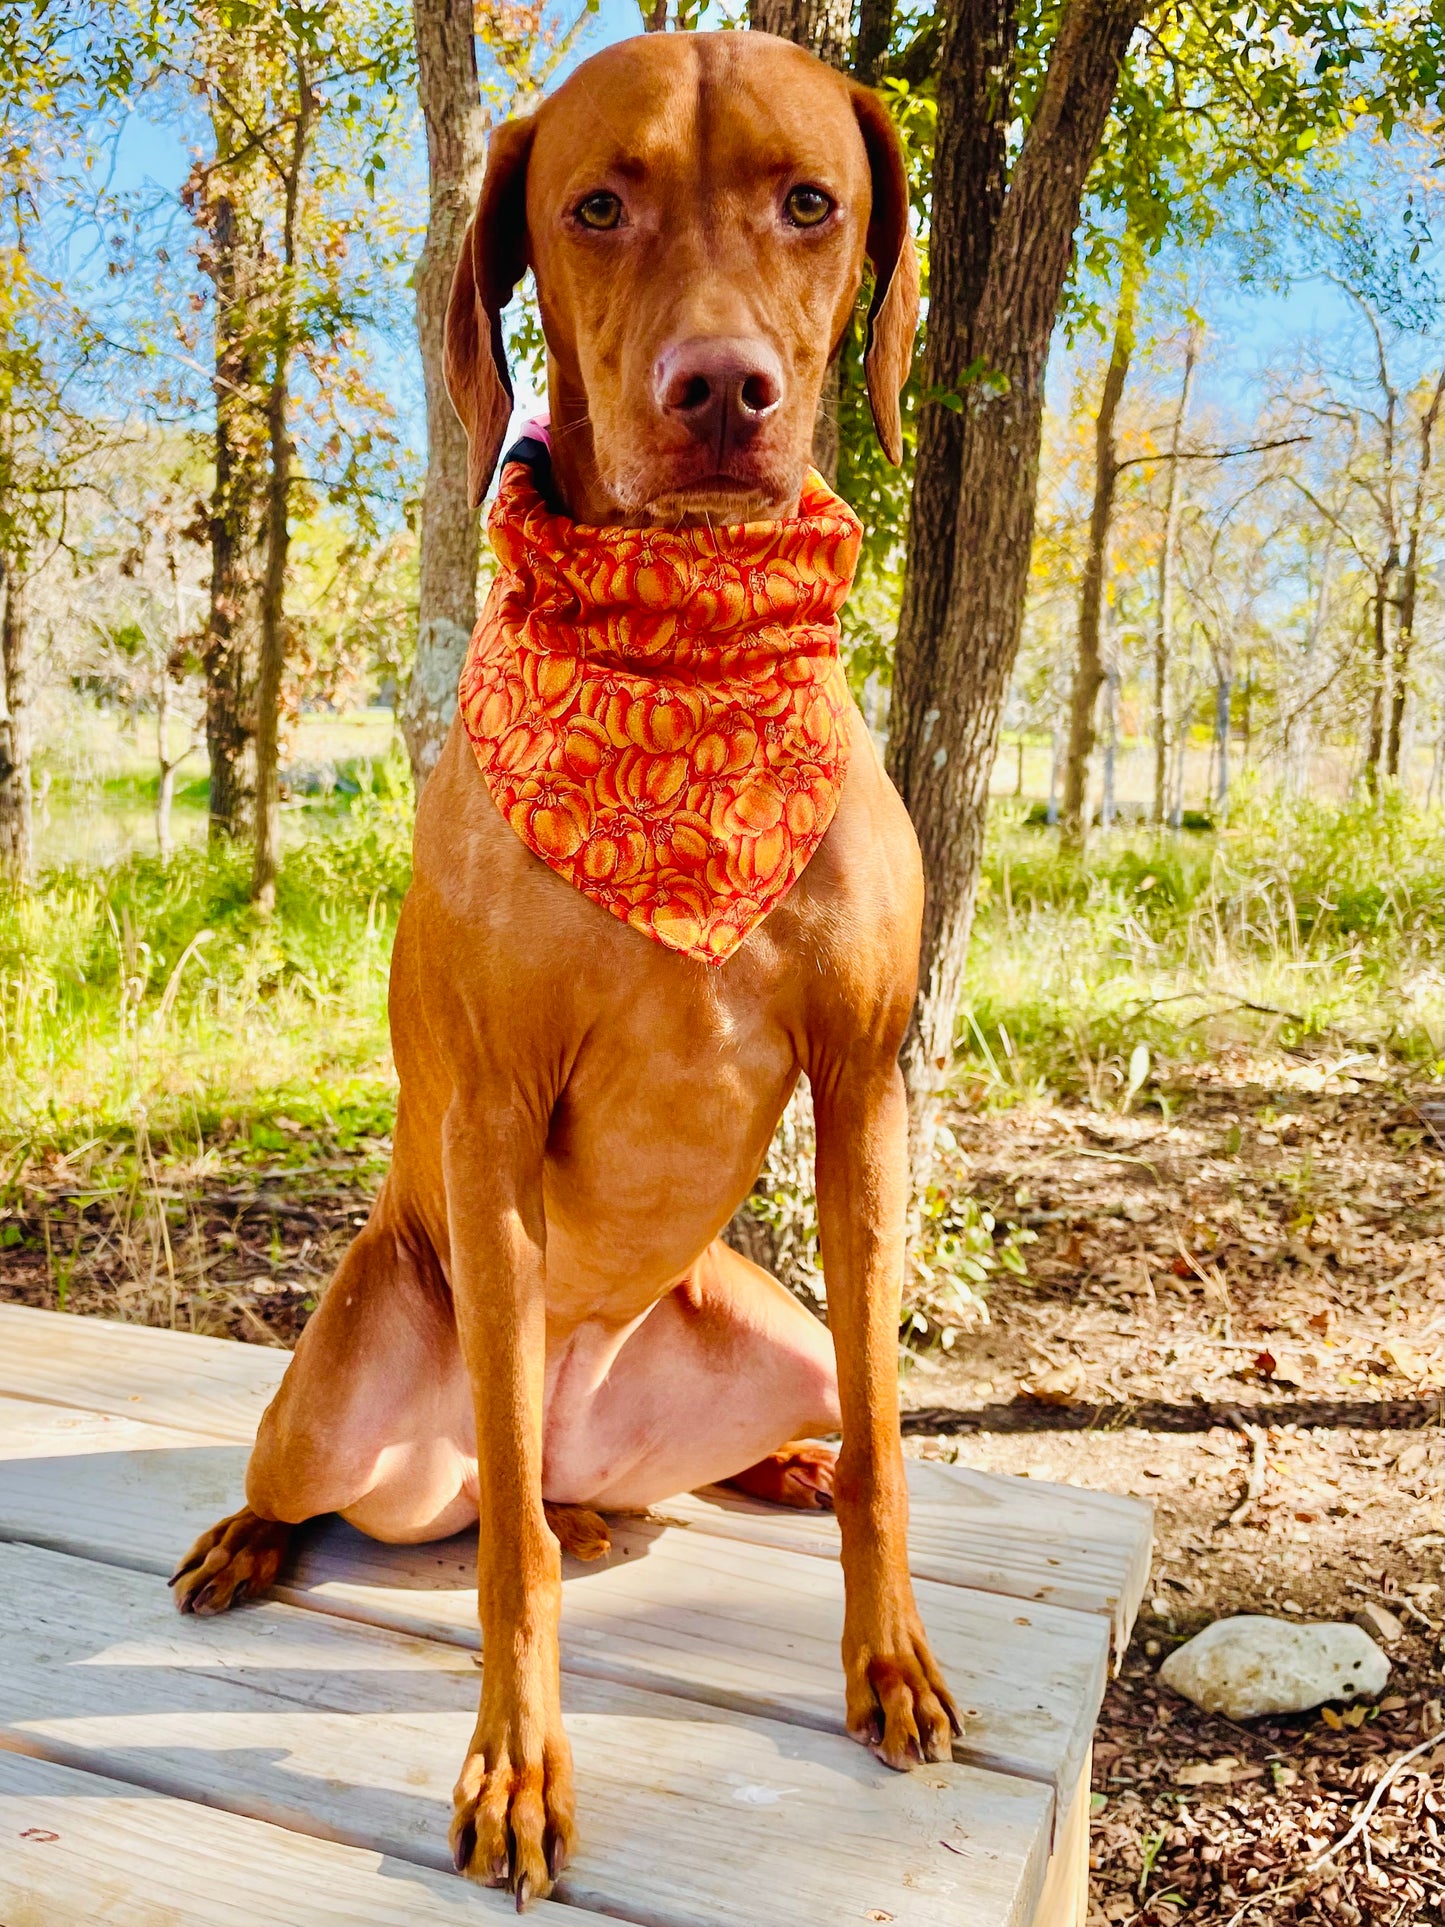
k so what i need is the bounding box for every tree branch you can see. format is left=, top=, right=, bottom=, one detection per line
left=1114, top=434, right=1311, bottom=473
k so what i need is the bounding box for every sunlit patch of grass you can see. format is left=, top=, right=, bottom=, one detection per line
left=959, top=787, right=1443, bottom=1109
left=0, top=795, right=410, bottom=1165
left=5, top=775, right=1439, bottom=1340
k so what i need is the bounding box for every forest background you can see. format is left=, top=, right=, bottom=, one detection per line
left=0, top=2, right=1441, bottom=1922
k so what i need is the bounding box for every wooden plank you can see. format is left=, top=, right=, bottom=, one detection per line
left=665, top=1469, right=1152, bottom=1654
left=0, top=1539, right=1051, bottom=1927
left=0, top=1749, right=621, bottom=1926
left=0, top=1304, right=1152, bottom=1642
left=1031, top=1753, right=1091, bottom=1927
left=0, top=1396, right=1108, bottom=1808
left=0, top=1303, right=282, bottom=1441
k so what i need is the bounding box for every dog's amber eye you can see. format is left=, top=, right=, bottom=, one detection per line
left=575, top=191, right=622, bottom=230
left=784, top=185, right=833, bottom=228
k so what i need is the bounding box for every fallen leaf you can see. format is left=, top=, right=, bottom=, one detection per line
left=1177, top=1759, right=1243, bottom=1786
left=1320, top=1706, right=1344, bottom=1730
left=1381, top=1338, right=1430, bottom=1382
left=1016, top=1361, right=1085, bottom=1404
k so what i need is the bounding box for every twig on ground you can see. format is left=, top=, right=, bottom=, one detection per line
left=1397, top=1595, right=1440, bottom=1633
left=1036, top=1144, right=1162, bottom=1179
left=1306, top=1732, right=1443, bottom=1874
left=1126, top=987, right=1308, bottom=1026
left=1222, top=1409, right=1269, bottom=1526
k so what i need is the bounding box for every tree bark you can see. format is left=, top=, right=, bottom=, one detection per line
left=156, top=672, right=176, bottom=862
left=885, top=0, right=1143, bottom=1141
left=400, top=0, right=490, bottom=793
left=1386, top=366, right=1444, bottom=779
left=1060, top=258, right=1136, bottom=849
left=194, top=78, right=268, bottom=844
left=1150, top=331, right=1196, bottom=824
left=853, top=0, right=894, bottom=84
left=1213, top=673, right=1231, bottom=815
left=749, top=0, right=851, bottom=63
left=1365, top=559, right=1393, bottom=797
left=250, top=59, right=311, bottom=912
left=0, top=562, right=32, bottom=884
left=1100, top=664, right=1118, bottom=827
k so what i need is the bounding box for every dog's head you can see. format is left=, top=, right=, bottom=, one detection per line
left=444, top=30, right=918, bottom=526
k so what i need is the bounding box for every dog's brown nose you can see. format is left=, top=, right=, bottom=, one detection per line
left=654, top=337, right=783, bottom=452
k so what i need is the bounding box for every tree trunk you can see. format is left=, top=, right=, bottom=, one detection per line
left=749, top=0, right=851, bottom=62
left=0, top=563, right=32, bottom=884
left=1365, top=561, right=1392, bottom=797
left=400, top=0, right=490, bottom=793
left=1060, top=258, right=1136, bottom=849
left=1386, top=367, right=1445, bottom=779
left=250, top=355, right=292, bottom=910
left=853, top=0, right=893, bottom=84
left=250, top=61, right=310, bottom=912
left=156, top=673, right=176, bottom=862
left=1213, top=674, right=1230, bottom=815
left=196, top=88, right=268, bottom=844
left=885, top=0, right=1143, bottom=1143
left=1150, top=332, right=1196, bottom=824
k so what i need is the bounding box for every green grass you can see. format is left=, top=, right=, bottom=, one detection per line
left=0, top=793, right=412, bottom=1171
left=959, top=783, right=1444, bottom=1108
left=2, top=773, right=1439, bottom=1181
left=3, top=761, right=1438, bottom=1340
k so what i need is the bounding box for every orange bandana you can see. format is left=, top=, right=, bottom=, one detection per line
left=459, top=456, right=861, bottom=964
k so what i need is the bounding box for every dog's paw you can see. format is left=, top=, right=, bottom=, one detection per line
left=169, top=1507, right=291, bottom=1616
left=725, top=1439, right=836, bottom=1510
left=544, top=1501, right=611, bottom=1562
left=844, top=1616, right=962, bottom=1772
left=451, top=1719, right=575, bottom=1909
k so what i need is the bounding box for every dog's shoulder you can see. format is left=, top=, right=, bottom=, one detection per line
left=776, top=705, right=923, bottom=1022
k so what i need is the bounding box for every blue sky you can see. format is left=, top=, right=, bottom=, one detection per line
left=91, top=7, right=1439, bottom=489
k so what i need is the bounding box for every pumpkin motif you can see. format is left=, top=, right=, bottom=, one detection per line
left=458, top=461, right=859, bottom=965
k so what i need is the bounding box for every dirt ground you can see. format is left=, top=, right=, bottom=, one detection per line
left=1, top=1044, right=1440, bottom=1924
left=902, top=1047, right=1443, bottom=1926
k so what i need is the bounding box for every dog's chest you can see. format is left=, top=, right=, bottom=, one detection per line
left=538, top=963, right=798, bottom=1289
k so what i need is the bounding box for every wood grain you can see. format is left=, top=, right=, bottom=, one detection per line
left=0, top=1396, right=1107, bottom=1806
left=0, top=1749, right=614, bottom=1926
left=0, top=1538, right=1052, bottom=1927
left=667, top=1467, right=1151, bottom=1650
left=0, top=1305, right=1152, bottom=1642
left=0, top=1303, right=282, bottom=1441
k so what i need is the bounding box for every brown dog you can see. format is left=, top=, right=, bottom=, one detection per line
left=172, top=28, right=956, bottom=1906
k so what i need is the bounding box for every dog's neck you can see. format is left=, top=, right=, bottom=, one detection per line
left=545, top=369, right=803, bottom=531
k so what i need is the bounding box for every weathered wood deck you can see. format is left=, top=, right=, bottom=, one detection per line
left=0, top=1304, right=1152, bottom=1927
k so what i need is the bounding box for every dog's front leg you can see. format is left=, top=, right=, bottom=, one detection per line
left=814, top=1060, right=961, bottom=1770
left=443, top=1106, right=573, bottom=1905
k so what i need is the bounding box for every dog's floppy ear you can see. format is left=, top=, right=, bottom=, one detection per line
left=849, top=86, right=920, bottom=467
left=445, top=115, right=536, bottom=508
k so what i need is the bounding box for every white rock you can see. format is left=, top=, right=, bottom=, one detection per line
left=1159, top=1615, right=1390, bottom=1720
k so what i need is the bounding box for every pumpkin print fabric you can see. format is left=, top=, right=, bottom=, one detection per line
left=459, top=456, right=862, bottom=965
